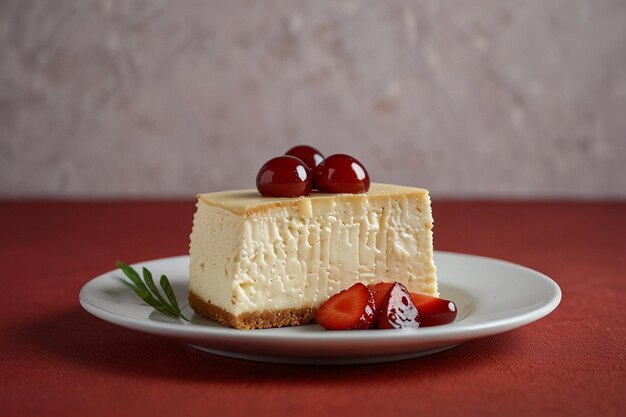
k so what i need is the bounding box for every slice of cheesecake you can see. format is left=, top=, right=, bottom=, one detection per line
left=188, top=183, right=438, bottom=330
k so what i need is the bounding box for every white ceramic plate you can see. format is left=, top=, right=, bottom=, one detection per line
left=79, top=252, right=561, bottom=365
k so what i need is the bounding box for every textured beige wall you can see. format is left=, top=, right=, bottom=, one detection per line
left=1, top=0, right=625, bottom=198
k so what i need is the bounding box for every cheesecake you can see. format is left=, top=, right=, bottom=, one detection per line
left=188, top=183, right=438, bottom=329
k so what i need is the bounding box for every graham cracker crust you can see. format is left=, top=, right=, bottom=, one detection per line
left=188, top=290, right=316, bottom=330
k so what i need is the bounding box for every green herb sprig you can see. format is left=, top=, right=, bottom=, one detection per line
left=116, top=261, right=189, bottom=322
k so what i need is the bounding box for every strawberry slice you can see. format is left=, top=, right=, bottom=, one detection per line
left=367, top=282, right=394, bottom=311
left=376, top=282, right=420, bottom=329
left=315, top=283, right=376, bottom=330
left=409, top=292, right=457, bottom=326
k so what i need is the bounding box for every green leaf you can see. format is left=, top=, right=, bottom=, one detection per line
left=120, top=279, right=141, bottom=292
left=116, top=261, right=189, bottom=322
left=160, top=274, right=180, bottom=312
left=142, top=268, right=178, bottom=317
left=160, top=275, right=189, bottom=321
left=116, top=261, right=148, bottom=291
left=133, top=288, right=180, bottom=318
left=131, top=287, right=161, bottom=308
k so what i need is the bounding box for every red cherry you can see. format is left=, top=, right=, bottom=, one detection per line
left=285, top=145, right=325, bottom=170
left=256, top=156, right=312, bottom=197
left=376, top=282, right=420, bottom=329
left=314, top=154, right=370, bottom=194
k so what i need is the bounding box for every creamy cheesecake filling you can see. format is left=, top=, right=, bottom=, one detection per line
left=189, top=184, right=437, bottom=319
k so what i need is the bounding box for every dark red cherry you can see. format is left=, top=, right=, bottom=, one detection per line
left=314, top=154, right=370, bottom=194
left=285, top=145, right=325, bottom=170
left=256, top=156, right=312, bottom=197
left=376, top=282, right=420, bottom=329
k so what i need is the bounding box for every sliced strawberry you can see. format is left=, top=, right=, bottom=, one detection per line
left=376, top=282, right=420, bottom=329
left=315, top=283, right=376, bottom=330
left=367, top=282, right=394, bottom=311
left=409, top=292, right=457, bottom=326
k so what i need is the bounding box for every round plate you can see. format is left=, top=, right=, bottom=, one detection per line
left=79, top=252, right=561, bottom=365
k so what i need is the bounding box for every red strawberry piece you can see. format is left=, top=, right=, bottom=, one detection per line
left=409, top=292, right=457, bottom=326
left=367, top=282, right=394, bottom=311
left=315, top=283, right=376, bottom=330
left=376, top=282, right=420, bottom=329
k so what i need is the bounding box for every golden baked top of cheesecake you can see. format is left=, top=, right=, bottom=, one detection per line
left=197, top=183, right=430, bottom=216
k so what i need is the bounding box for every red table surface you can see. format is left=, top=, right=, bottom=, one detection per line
left=1, top=200, right=625, bottom=417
